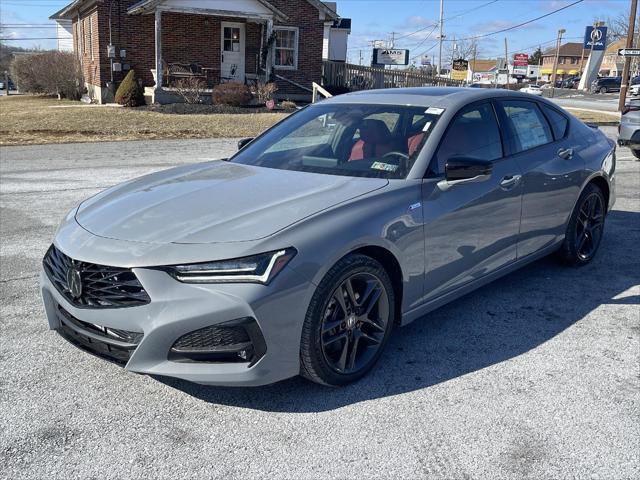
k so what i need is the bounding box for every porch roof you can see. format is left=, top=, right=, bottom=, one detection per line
left=127, top=0, right=289, bottom=22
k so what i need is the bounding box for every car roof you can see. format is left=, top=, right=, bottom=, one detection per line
left=322, top=86, right=544, bottom=109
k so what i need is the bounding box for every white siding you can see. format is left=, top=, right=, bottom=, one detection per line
left=160, top=0, right=272, bottom=15
left=56, top=20, right=74, bottom=52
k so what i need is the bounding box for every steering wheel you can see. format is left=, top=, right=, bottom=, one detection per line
left=382, top=151, right=409, bottom=161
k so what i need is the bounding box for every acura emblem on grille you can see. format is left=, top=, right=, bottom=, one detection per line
left=66, top=267, right=83, bottom=299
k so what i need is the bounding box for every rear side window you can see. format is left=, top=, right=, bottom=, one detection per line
left=499, top=100, right=553, bottom=153
left=433, top=102, right=503, bottom=174
left=540, top=104, right=568, bottom=140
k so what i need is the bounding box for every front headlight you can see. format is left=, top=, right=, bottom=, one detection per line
left=163, top=248, right=297, bottom=285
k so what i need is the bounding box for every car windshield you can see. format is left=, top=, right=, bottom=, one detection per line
left=230, top=103, right=441, bottom=179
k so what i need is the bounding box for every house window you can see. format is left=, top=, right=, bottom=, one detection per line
left=274, top=27, right=298, bottom=70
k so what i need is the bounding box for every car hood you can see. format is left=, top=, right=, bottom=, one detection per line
left=75, top=161, right=388, bottom=244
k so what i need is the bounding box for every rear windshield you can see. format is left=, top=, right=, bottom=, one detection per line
left=230, top=103, right=441, bottom=179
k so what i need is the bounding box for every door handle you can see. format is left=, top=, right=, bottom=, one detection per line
left=558, top=147, right=573, bottom=160
left=499, top=174, right=522, bottom=190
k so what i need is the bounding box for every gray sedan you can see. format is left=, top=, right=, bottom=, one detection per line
left=41, top=87, right=616, bottom=386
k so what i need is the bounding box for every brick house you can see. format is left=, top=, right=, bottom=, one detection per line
left=50, top=0, right=349, bottom=103
left=540, top=42, right=589, bottom=82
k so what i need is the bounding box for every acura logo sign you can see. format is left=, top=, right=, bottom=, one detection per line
left=590, top=28, right=602, bottom=43
left=67, top=267, right=83, bottom=299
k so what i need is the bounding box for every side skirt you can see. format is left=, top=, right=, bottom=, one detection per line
left=400, top=240, right=563, bottom=327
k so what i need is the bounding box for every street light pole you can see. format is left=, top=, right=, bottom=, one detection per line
left=550, top=28, right=565, bottom=98
left=619, top=0, right=638, bottom=112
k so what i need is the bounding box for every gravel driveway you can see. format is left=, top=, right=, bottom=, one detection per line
left=1, top=130, right=638, bottom=479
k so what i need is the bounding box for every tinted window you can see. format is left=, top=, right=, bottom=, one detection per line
left=232, top=104, right=441, bottom=179
left=540, top=104, right=568, bottom=140
left=433, top=102, right=502, bottom=174
left=499, top=100, right=553, bottom=153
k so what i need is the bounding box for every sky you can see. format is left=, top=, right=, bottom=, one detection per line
left=0, top=0, right=632, bottom=65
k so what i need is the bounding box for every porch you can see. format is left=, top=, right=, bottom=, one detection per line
left=129, top=0, right=287, bottom=104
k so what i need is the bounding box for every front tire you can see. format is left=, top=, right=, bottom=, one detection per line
left=559, top=183, right=606, bottom=266
left=599, top=86, right=608, bottom=94
left=631, top=148, right=640, bottom=159
left=300, top=254, right=395, bottom=386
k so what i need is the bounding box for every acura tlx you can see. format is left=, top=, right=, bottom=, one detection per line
left=41, top=87, right=615, bottom=386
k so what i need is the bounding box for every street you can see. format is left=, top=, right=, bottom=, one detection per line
left=0, top=129, right=638, bottom=479
left=549, top=91, right=621, bottom=113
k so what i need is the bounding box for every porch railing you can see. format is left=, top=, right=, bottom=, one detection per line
left=322, top=61, right=466, bottom=91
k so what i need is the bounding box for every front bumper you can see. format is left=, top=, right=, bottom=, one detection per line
left=617, top=124, right=640, bottom=147
left=41, top=247, right=313, bottom=387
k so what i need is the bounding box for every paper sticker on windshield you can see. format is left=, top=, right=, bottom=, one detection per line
left=425, top=107, right=445, bottom=115
left=422, top=121, right=432, bottom=132
left=371, top=162, right=398, bottom=172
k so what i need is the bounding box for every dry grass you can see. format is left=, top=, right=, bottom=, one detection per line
left=0, top=95, right=620, bottom=147
left=0, top=95, right=289, bottom=146
left=563, top=108, right=621, bottom=124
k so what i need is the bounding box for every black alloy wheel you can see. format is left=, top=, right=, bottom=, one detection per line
left=320, top=272, right=390, bottom=375
left=574, top=191, right=605, bottom=261
left=559, top=183, right=606, bottom=266
left=300, top=254, right=395, bottom=386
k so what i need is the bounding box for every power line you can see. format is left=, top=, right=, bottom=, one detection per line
left=0, top=37, right=59, bottom=40
left=447, top=0, right=585, bottom=43
left=393, top=0, right=499, bottom=43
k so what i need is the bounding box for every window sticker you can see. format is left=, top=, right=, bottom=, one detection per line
left=425, top=107, right=445, bottom=115
left=422, top=121, right=432, bottom=132
left=371, top=162, right=399, bottom=172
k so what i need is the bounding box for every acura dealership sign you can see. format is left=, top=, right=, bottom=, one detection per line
left=583, top=26, right=607, bottom=51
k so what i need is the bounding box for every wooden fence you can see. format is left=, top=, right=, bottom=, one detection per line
left=322, top=61, right=466, bottom=91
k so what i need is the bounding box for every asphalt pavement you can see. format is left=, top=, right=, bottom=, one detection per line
left=548, top=91, right=620, bottom=112
left=1, top=129, right=638, bottom=479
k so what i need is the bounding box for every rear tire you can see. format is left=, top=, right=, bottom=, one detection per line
left=559, top=183, right=606, bottom=266
left=631, top=148, right=640, bottom=159
left=300, top=254, right=395, bottom=386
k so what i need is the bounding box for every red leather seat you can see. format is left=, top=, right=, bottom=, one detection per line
left=349, top=119, right=394, bottom=161
left=407, top=132, right=426, bottom=156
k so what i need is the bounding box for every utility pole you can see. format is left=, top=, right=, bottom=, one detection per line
left=437, top=0, right=444, bottom=76
left=504, top=37, right=509, bottom=86
left=619, top=0, right=638, bottom=112
left=389, top=32, right=397, bottom=48
left=550, top=28, right=565, bottom=98
left=471, top=42, right=477, bottom=84
left=359, top=50, right=363, bottom=66
left=450, top=36, right=456, bottom=79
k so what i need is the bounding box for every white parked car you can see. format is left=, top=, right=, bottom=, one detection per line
left=629, top=84, right=640, bottom=96
left=521, top=85, right=543, bottom=96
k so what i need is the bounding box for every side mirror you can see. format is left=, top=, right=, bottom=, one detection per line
left=238, top=137, right=254, bottom=150
left=438, top=157, right=493, bottom=191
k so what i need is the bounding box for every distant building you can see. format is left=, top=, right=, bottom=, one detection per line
left=600, top=39, right=625, bottom=77
left=322, top=2, right=351, bottom=62
left=541, top=42, right=589, bottom=81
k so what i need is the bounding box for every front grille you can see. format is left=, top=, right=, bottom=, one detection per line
left=43, top=245, right=150, bottom=309
left=56, top=305, right=143, bottom=365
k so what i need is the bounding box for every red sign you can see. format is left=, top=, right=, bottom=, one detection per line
left=513, top=53, right=529, bottom=66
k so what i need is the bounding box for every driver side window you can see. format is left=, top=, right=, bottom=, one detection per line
left=433, top=102, right=503, bottom=175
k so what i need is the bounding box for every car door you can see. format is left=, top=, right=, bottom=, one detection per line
left=495, top=99, right=582, bottom=257
left=421, top=101, right=524, bottom=302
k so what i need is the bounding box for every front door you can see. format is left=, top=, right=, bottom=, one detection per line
left=421, top=101, right=523, bottom=302
left=221, top=22, right=245, bottom=83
